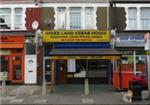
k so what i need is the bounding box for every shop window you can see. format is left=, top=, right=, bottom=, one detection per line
left=122, top=56, right=134, bottom=64
left=121, top=56, right=134, bottom=71
left=136, top=56, right=146, bottom=72
left=74, top=60, right=86, bottom=77
left=121, top=55, right=146, bottom=72
left=0, top=8, right=11, bottom=29
left=0, top=56, right=9, bottom=72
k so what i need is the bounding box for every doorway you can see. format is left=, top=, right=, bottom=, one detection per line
left=45, top=59, right=51, bottom=82
left=11, top=54, right=23, bottom=83
left=56, top=60, right=67, bottom=84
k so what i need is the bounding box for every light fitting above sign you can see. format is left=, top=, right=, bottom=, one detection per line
left=43, top=30, right=109, bottom=43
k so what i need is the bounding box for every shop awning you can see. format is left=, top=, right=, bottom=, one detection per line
left=49, top=48, right=121, bottom=60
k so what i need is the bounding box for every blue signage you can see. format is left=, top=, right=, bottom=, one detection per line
left=116, top=35, right=144, bottom=47
left=54, top=43, right=110, bottom=48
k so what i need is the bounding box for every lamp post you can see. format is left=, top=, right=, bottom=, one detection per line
left=35, top=29, right=46, bottom=95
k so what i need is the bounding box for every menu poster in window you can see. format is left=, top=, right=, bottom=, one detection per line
left=67, top=59, right=76, bottom=72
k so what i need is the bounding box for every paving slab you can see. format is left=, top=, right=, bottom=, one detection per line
left=82, top=97, right=95, bottom=104
left=9, top=98, right=24, bottom=104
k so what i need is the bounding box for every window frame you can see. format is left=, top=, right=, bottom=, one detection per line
left=56, top=7, right=95, bottom=30
left=0, top=8, right=11, bottom=30
left=69, top=7, right=82, bottom=29
left=0, top=7, right=24, bottom=31
left=127, top=7, right=137, bottom=30
left=127, top=7, right=150, bottom=30
left=14, top=8, right=23, bottom=30
left=140, top=7, right=150, bottom=30
left=85, top=7, right=94, bottom=29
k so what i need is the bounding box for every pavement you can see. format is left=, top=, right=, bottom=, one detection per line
left=0, top=84, right=150, bottom=105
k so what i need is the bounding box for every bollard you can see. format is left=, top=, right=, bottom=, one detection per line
left=2, top=80, right=6, bottom=96
left=85, top=78, right=89, bottom=96
left=42, top=79, right=46, bottom=95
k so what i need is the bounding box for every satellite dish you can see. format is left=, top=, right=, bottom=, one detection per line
left=32, top=21, right=39, bottom=30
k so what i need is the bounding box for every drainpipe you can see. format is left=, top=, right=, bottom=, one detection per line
left=107, top=0, right=109, bottom=30
left=42, top=45, right=46, bottom=95
left=133, top=51, right=136, bottom=75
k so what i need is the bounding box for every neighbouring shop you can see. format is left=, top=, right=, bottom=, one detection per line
left=0, top=35, right=24, bottom=84
left=113, top=34, right=148, bottom=89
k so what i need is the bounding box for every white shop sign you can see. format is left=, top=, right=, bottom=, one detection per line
left=67, top=59, right=76, bottom=72
left=116, top=36, right=144, bottom=47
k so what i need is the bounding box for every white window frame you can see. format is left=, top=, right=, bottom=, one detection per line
left=69, top=7, right=82, bottom=29
left=85, top=7, right=94, bottom=29
left=0, top=7, right=24, bottom=31
left=140, top=7, right=150, bottom=30
left=14, top=8, right=23, bottom=30
left=55, top=6, right=96, bottom=30
left=0, top=8, right=11, bottom=30
left=127, top=7, right=137, bottom=30
left=57, top=7, right=66, bottom=29
left=125, top=6, right=150, bottom=30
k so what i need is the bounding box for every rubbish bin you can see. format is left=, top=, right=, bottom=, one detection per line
left=129, top=81, right=142, bottom=101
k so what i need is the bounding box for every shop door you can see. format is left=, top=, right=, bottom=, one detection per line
left=11, top=55, right=23, bottom=83
left=88, top=60, right=109, bottom=84
left=45, top=59, right=51, bottom=82
left=57, top=60, right=67, bottom=84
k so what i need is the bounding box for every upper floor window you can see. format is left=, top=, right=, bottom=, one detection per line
left=56, top=7, right=95, bottom=30
left=0, top=8, right=11, bottom=29
left=14, top=8, right=23, bottom=30
left=0, top=8, right=23, bottom=30
left=128, top=8, right=137, bottom=30
left=85, top=7, right=94, bottom=29
left=127, top=7, right=150, bottom=30
left=140, top=8, right=150, bottom=30
left=70, top=7, right=81, bottom=29
left=57, top=7, right=66, bottom=29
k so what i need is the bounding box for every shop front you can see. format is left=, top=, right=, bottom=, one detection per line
left=46, top=50, right=120, bottom=84
left=0, top=35, right=24, bottom=84
left=114, top=34, right=147, bottom=90
left=43, top=30, right=121, bottom=85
